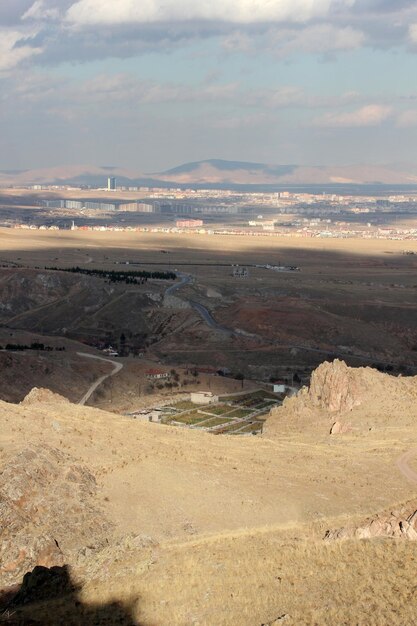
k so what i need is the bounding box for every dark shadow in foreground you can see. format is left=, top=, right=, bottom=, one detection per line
left=0, top=565, right=140, bottom=625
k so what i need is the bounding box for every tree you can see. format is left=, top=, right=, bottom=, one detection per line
left=235, top=372, right=244, bottom=389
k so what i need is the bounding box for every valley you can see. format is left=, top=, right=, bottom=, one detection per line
left=0, top=227, right=417, bottom=625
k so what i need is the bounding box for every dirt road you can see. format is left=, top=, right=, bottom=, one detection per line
left=397, top=448, right=417, bottom=484
left=77, top=352, right=123, bottom=406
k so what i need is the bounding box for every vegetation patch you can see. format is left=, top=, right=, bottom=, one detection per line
left=204, top=404, right=234, bottom=415
left=173, top=412, right=208, bottom=425
left=227, top=408, right=253, bottom=418
left=45, top=266, right=176, bottom=283
left=169, top=401, right=197, bottom=411
left=198, top=417, right=234, bottom=428
left=237, top=422, right=263, bottom=434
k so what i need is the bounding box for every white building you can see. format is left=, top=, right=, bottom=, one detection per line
left=191, top=391, right=219, bottom=405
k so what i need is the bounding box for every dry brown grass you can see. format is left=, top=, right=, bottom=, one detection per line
left=8, top=527, right=416, bottom=625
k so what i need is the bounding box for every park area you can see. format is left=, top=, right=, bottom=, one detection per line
left=157, top=390, right=282, bottom=435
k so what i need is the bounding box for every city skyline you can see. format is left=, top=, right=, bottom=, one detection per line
left=1, top=1, right=417, bottom=171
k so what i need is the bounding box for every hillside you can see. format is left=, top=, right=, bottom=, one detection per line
left=1, top=361, right=416, bottom=624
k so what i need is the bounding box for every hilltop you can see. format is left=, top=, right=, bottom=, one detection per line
left=1, top=361, right=416, bottom=624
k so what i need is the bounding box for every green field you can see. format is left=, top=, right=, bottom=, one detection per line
left=170, top=412, right=207, bottom=425
left=227, top=408, right=253, bottom=418
left=198, top=417, right=234, bottom=428
left=255, top=400, right=278, bottom=410
left=170, top=400, right=200, bottom=411
left=218, top=422, right=248, bottom=434
left=237, top=422, right=263, bottom=434
left=203, top=404, right=233, bottom=416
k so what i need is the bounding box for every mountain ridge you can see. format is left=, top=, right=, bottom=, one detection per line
left=2, top=159, right=417, bottom=188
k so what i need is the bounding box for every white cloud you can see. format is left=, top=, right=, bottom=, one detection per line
left=408, top=23, right=417, bottom=44
left=65, top=0, right=353, bottom=26
left=396, top=109, right=417, bottom=127
left=0, top=28, right=42, bottom=74
left=222, top=23, right=365, bottom=59
left=312, top=104, right=392, bottom=127
left=22, top=0, right=60, bottom=21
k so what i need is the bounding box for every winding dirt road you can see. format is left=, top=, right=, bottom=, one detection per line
left=77, top=352, right=123, bottom=406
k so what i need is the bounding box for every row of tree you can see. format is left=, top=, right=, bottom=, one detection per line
left=45, top=266, right=177, bottom=282
left=1, top=343, right=66, bottom=351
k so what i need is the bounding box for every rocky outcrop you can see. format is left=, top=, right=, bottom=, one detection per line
left=21, top=387, right=70, bottom=405
left=329, top=421, right=351, bottom=435
left=0, top=445, right=112, bottom=587
left=264, top=360, right=417, bottom=438
left=324, top=501, right=417, bottom=541
left=306, top=359, right=369, bottom=413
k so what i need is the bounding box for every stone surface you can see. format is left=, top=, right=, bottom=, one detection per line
left=0, top=445, right=112, bottom=587
left=329, top=421, right=350, bottom=435
left=307, top=359, right=367, bottom=413
left=324, top=502, right=417, bottom=542
left=21, top=387, right=70, bottom=405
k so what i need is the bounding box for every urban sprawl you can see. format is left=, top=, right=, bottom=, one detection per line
left=4, top=179, right=417, bottom=241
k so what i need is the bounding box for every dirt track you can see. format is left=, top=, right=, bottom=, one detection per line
left=77, top=352, right=124, bottom=405
left=397, top=447, right=417, bottom=484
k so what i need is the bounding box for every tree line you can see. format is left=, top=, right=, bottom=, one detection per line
left=44, top=266, right=177, bottom=283
left=1, top=343, right=66, bottom=352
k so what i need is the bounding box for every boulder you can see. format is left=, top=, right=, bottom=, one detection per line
left=21, top=387, right=70, bottom=405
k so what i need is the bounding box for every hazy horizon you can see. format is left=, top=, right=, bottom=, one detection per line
left=2, top=2, right=417, bottom=171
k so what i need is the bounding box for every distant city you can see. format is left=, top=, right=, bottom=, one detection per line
left=5, top=176, right=417, bottom=242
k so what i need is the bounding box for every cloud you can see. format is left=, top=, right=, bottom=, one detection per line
left=396, top=109, right=417, bottom=127
left=0, top=1, right=34, bottom=26
left=267, top=24, right=365, bottom=57
left=22, top=0, right=61, bottom=20
left=1, top=0, right=415, bottom=71
left=0, top=28, right=43, bottom=74
left=312, top=104, right=392, bottom=127
left=64, top=0, right=358, bottom=26
left=221, top=24, right=365, bottom=57
left=409, top=23, right=417, bottom=44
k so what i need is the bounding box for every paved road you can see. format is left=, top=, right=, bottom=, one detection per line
left=397, top=447, right=417, bottom=484
left=77, top=352, right=123, bottom=406
left=165, top=273, right=236, bottom=335
left=165, top=272, right=192, bottom=296
left=189, top=300, right=235, bottom=336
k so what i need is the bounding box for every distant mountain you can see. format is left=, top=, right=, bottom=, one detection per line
left=161, top=159, right=297, bottom=178
left=2, top=159, right=417, bottom=189
left=156, top=159, right=417, bottom=186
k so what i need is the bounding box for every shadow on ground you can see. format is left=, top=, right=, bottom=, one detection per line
left=0, top=565, right=140, bottom=625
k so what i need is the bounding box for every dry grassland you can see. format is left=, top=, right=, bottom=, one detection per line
left=5, top=524, right=417, bottom=625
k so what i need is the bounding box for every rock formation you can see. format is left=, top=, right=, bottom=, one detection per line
left=306, top=359, right=367, bottom=412
left=264, top=359, right=417, bottom=437
left=0, top=445, right=111, bottom=586
left=324, top=501, right=417, bottom=541
left=21, top=387, right=70, bottom=405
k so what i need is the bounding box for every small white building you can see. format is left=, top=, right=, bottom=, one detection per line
left=145, top=369, right=170, bottom=380
left=191, top=391, right=219, bottom=405
left=273, top=384, right=286, bottom=394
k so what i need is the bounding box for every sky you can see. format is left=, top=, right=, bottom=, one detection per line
left=1, top=0, right=417, bottom=172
